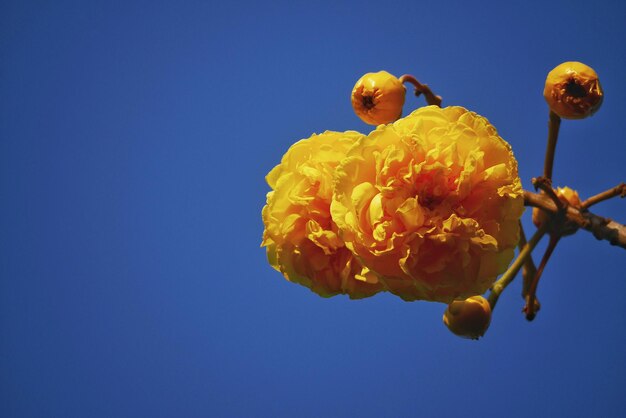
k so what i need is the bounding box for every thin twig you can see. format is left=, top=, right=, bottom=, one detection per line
left=543, top=111, right=561, bottom=180
left=519, top=222, right=538, bottom=300
left=581, top=182, right=626, bottom=209
left=524, top=234, right=560, bottom=321
left=532, top=177, right=564, bottom=211
left=399, top=74, right=442, bottom=107
left=488, top=224, right=548, bottom=310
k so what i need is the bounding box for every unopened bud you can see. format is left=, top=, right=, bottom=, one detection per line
left=532, top=186, right=581, bottom=235
left=443, top=296, right=492, bottom=340
left=351, top=71, right=406, bottom=125
left=543, top=61, right=603, bottom=119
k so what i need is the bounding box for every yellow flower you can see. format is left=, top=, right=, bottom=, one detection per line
left=262, top=131, right=382, bottom=299
left=532, top=186, right=581, bottom=235
left=443, top=296, right=492, bottom=340
left=544, top=61, right=603, bottom=119
left=351, top=71, right=406, bottom=125
left=331, top=106, right=524, bottom=303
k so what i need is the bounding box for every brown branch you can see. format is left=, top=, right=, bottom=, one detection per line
left=532, top=177, right=564, bottom=211
left=488, top=224, right=548, bottom=310
left=543, top=111, right=561, bottom=181
left=581, top=183, right=626, bottom=209
left=519, top=222, right=539, bottom=306
left=524, top=190, right=626, bottom=249
left=523, top=234, right=560, bottom=321
left=399, top=75, right=442, bottom=107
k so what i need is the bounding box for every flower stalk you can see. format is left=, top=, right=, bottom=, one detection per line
left=488, top=224, right=549, bottom=310
left=543, top=111, right=561, bottom=181
left=519, top=221, right=538, bottom=302
left=523, top=234, right=560, bottom=321
left=581, top=182, right=626, bottom=209
left=399, top=74, right=442, bottom=107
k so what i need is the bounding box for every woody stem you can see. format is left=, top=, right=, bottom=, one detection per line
left=399, top=74, right=442, bottom=107
left=487, top=224, right=548, bottom=310
left=524, top=234, right=560, bottom=321
left=543, top=111, right=561, bottom=180
left=533, top=177, right=564, bottom=211
left=581, top=182, right=626, bottom=209
left=523, top=190, right=626, bottom=249
left=520, top=221, right=538, bottom=300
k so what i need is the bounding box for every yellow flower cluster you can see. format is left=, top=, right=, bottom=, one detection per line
left=262, top=106, right=524, bottom=303
left=261, top=131, right=383, bottom=299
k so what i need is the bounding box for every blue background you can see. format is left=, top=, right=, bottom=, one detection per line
left=2, top=1, right=625, bottom=417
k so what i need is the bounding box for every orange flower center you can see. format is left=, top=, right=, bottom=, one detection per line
left=418, top=194, right=443, bottom=210
left=361, top=94, right=375, bottom=109
left=565, top=78, right=586, bottom=98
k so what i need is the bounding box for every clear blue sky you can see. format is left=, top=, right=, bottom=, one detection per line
left=1, top=1, right=625, bottom=417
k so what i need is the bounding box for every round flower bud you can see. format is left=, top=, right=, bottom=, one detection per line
left=443, top=296, right=492, bottom=340
left=532, top=186, right=581, bottom=235
left=351, top=71, right=406, bottom=125
left=543, top=62, right=603, bottom=119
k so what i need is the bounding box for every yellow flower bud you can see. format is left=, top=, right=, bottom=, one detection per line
left=443, top=296, right=492, bottom=340
left=532, top=186, right=581, bottom=235
left=543, top=61, right=603, bottom=119
left=351, top=71, right=406, bottom=125
left=556, top=186, right=581, bottom=206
